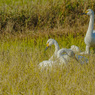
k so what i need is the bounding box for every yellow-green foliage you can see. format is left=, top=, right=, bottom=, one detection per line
left=0, top=34, right=95, bottom=95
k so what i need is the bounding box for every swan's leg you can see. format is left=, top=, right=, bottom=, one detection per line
left=86, top=45, right=90, bottom=54
left=80, top=45, right=90, bottom=54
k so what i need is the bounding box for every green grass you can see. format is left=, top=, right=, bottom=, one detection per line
left=0, top=34, right=95, bottom=95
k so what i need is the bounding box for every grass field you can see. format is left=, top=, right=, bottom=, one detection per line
left=0, top=0, right=95, bottom=95
left=0, top=31, right=95, bottom=95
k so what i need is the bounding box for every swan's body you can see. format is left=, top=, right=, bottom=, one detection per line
left=82, top=9, right=95, bottom=54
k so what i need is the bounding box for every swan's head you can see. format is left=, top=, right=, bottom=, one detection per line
left=82, top=9, right=94, bottom=15
left=45, top=39, right=55, bottom=51
left=70, top=45, right=80, bottom=53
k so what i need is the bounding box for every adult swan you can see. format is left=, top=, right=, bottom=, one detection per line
left=81, top=9, right=95, bottom=54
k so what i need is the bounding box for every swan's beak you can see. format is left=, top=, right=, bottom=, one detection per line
left=45, top=47, right=49, bottom=51
left=81, top=13, right=87, bottom=15
left=81, top=10, right=88, bottom=15
left=45, top=43, right=49, bottom=51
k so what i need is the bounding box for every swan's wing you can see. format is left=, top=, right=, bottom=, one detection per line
left=93, top=30, right=95, bottom=33
left=76, top=55, right=88, bottom=64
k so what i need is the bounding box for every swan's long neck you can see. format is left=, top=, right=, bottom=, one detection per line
left=86, top=13, right=94, bottom=36
left=54, top=40, right=59, bottom=55
left=58, top=49, right=66, bottom=57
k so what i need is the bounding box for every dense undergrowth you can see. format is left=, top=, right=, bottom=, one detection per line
left=0, top=0, right=95, bottom=33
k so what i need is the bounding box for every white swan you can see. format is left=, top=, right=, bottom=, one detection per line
left=81, top=9, right=95, bottom=54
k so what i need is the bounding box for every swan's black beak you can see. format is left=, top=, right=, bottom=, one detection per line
left=45, top=47, right=49, bottom=51
left=81, top=13, right=87, bottom=15
left=45, top=43, right=49, bottom=51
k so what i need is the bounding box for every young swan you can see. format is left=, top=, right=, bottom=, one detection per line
left=81, top=9, right=95, bottom=54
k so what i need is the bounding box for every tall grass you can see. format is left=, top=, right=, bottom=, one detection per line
left=0, top=34, right=95, bottom=95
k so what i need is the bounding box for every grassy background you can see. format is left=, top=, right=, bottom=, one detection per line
left=0, top=0, right=95, bottom=33
left=0, top=0, right=95, bottom=95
